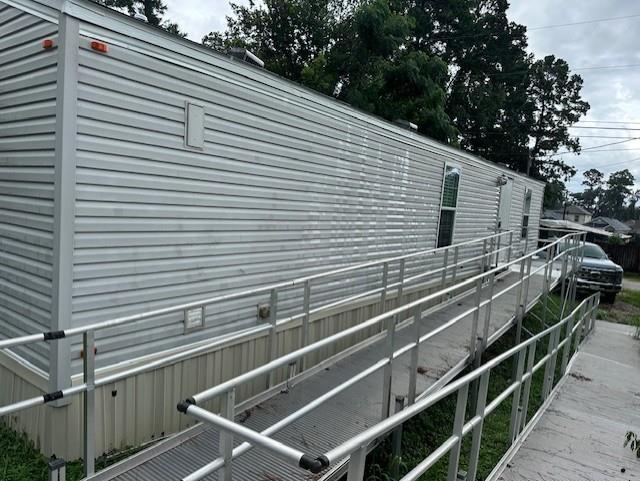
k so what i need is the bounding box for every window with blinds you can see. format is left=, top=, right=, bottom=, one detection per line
left=437, top=165, right=461, bottom=247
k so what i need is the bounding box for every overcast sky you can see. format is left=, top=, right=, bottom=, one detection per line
left=165, top=0, right=640, bottom=193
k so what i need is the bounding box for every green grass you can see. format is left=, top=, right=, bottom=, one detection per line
left=623, top=272, right=640, bottom=283
left=597, top=289, right=640, bottom=328
left=362, top=295, right=572, bottom=481
left=0, top=423, right=145, bottom=481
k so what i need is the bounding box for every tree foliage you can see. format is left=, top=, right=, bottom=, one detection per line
left=205, top=0, right=589, bottom=186
left=574, top=168, right=637, bottom=220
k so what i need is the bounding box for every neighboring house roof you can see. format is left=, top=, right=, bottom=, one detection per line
left=563, top=205, right=592, bottom=216
left=586, top=217, right=632, bottom=233
left=625, top=219, right=640, bottom=233
left=542, top=205, right=592, bottom=221
left=543, top=210, right=564, bottom=220
left=540, top=219, right=631, bottom=240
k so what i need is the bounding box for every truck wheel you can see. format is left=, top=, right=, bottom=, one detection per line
left=602, top=292, right=616, bottom=304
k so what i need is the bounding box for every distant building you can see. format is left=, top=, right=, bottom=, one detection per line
left=586, top=217, right=633, bottom=234
left=625, top=219, right=640, bottom=236
left=542, top=205, right=592, bottom=224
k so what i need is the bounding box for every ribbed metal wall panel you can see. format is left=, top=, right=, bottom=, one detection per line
left=66, top=30, right=545, bottom=369
left=0, top=1, right=57, bottom=369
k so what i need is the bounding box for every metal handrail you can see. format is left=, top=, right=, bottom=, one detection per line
left=0, top=229, right=517, bottom=478
left=0, top=229, right=512, bottom=351
left=186, top=233, right=577, bottom=405
left=177, top=232, right=586, bottom=480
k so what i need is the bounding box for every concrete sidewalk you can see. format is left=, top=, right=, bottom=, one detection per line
left=493, top=320, right=640, bottom=481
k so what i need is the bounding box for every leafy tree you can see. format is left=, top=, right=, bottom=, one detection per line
left=203, top=0, right=339, bottom=82
left=577, top=168, right=604, bottom=213
left=528, top=56, right=589, bottom=180
left=599, top=169, right=635, bottom=218
left=543, top=179, right=568, bottom=210
left=310, top=0, right=456, bottom=141
left=206, top=0, right=589, bottom=187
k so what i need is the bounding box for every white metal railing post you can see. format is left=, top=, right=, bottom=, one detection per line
left=440, top=248, right=449, bottom=293
left=446, top=384, right=469, bottom=481
left=83, top=330, right=95, bottom=477
left=219, top=388, right=236, bottom=481
left=507, top=231, right=513, bottom=263
left=451, top=246, right=460, bottom=298
left=513, top=258, right=526, bottom=347
left=407, top=304, right=422, bottom=405
left=267, top=288, right=279, bottom=389
left=381, top=313, right=397, bottom=420
left=470, top=276, right=483, bottom=362
left=560, top=309, right=576, bottom=376
left=522, top=256, right=532, bottom=314
left=397, top=259, right=406, bottom=308
left=494, top=231, right=501, bottom=266
left=467, top=371, right=490, bottom=481
left=380, top=262, right=390, bottom=317
left=508, top=348, right=526, bottom=443
left=481, top=271, right=496, bottom=355
left=299, top=280, right=311, bottom=372
left=49, top=458, right=66, bottom=481
left=547, top=326, right=561, bottom=394
left=559, top=247, right=568, bottom=307
left=480, top=238, right=488, bottom=272
left=518, top=342, right=537, bottom=432
left=391, top=395, right=405, bottom=480
left=541, top=325, right=561, bottom=400
left=347, top=445, right=368, bottom=481
left=541, top=247, right=551, bottom=325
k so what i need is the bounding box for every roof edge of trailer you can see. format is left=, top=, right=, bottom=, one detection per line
left=9, top=0, right=546, bottom=188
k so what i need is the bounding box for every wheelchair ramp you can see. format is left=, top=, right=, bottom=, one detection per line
left=97, top=264, right=555, bottom=481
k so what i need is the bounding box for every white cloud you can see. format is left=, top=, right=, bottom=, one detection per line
left=164, top=0, right=250, bottom=42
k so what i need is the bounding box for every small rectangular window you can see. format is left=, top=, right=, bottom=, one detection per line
left=521, top=189, right=532, bottom=239
left=437, top=165, right=461, bottom=247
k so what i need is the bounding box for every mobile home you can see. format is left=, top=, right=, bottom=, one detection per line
left=0, top=0, right=545, bottom=458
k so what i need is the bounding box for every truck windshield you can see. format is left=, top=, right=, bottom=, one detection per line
left=582, top=244, right=607, bottom=259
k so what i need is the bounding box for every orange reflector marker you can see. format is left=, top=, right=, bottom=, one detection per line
left=42, top=39, right=54, bottom=49
left=90, top=40, right=108, bottom=53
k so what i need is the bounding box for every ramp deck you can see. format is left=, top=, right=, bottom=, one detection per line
left=94, top=261, right=559, bottom=481
left=493, top=320, right=640, bottom=481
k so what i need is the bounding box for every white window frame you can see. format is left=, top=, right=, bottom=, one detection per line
left=521, top=188, right=532, bottom=239
left=436, top=163, right=461, bottom=248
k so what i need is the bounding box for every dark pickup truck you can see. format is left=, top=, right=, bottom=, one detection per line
left=574, top=242, right=623, bottom=303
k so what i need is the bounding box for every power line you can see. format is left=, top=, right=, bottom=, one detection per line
left=575, top=156, right=640, bottom=170
left=578, top=120, right=640, bottom=125
left=569, top=126, right=640, bottom=131
left=485, top=62, right=640, bottom=78
left=547, top=137, right=640, bottom=157
left=528, top=13, right=640, bottom=31
left=434, top=12, right=640, bottom=41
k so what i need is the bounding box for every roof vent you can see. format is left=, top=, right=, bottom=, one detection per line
left=394, top=119, right=418, bottom=131
left=228, top=48, right=265, bottom=68
left=133, top=9, right=148, bottom=22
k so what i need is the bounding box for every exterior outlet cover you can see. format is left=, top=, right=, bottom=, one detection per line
left=257, top=303, right=270, bottom=320
left=185, top=102, right=205, bottom=149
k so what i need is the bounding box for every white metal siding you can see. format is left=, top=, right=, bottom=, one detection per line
left=0, top=2, right=57, bottom=369
left=67, top=33, right=535, bottom=368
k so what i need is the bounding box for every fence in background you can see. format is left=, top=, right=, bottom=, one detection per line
left=597, top=242, right=640, bottom=273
